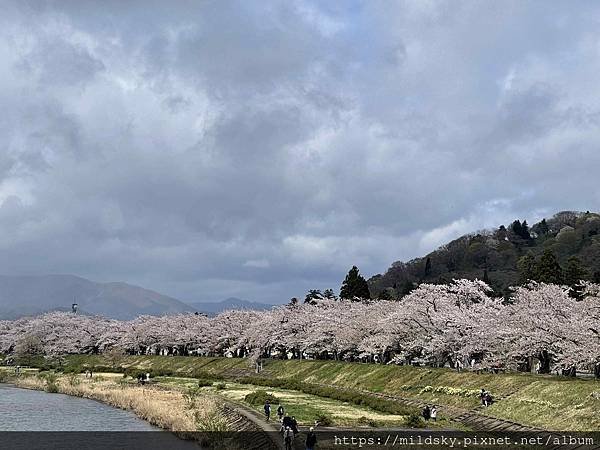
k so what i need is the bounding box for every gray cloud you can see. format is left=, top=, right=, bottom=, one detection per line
left=1, top=1, right=600, bottom=303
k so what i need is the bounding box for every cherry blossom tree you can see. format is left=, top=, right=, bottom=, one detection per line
left=0, top=280, right=598, bottom=378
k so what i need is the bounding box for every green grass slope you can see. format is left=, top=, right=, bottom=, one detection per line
left=50, top=355, right=600, bottom=431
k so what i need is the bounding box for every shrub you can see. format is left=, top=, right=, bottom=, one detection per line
left=197, top=379, right=213, bottom=387
left=357, top=416, right=379, bottom=427
left=68, top=374, right=81, bottom=386
left=215, top=383, right=226, bottom=390
left=244, top=390, right=280, bottom=406
left=91, top=365, right=124, bottom=374
left=404, top=413, right=425, bottom=428
left=46, top=381, right=60, bottom=393
left=151, top=368, right=175, bottom=377
left=39, top=372, right=60, bottom=393
left=314, top=413, right=334, bottom=427
left=183, top=387, right=203, bottom=409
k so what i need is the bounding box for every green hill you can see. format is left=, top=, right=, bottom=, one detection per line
left=369, top=210, right=600, bottom=298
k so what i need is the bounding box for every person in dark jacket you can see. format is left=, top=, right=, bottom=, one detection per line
left=290, top=416, right=299, bottom=435
left=277, top=404, right=285, bottom=422
left=305, top=427, right=317, bottom=450
left=422, top=405, right=431, bottom=421
left=264, top=400, right=271, bottom=421
left=484, top=392, right=493, bottom=407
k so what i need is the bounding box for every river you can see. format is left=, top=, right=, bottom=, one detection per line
left=0, top=384, right=199, bottom=449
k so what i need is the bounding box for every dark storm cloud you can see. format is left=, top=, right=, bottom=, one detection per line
left=1, top=1, right=600, bottom=303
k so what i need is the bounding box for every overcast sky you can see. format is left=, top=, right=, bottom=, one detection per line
left=1, top=1, right=600, bottom=303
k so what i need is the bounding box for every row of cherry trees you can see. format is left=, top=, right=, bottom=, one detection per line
left=1, top=280, right=598, bottom=376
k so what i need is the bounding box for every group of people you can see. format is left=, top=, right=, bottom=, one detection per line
left=480, top=389, right=493, bottom=407
left=264, top=400, right=317, bottom=450
left=136, top=372, right=151, bottom=385
left=421, top=404, right=437, bottom=422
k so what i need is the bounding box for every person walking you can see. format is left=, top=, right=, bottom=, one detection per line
left=283, top=426, right=294, bottom=450
left=422, top=405, right=431, bottom=421
left=277, top=404, right=285, bottom=422
left=480, top=389, right=486, bottom=406
left=430, top=406, right=437, bottom=422
left=305, top=427, right=317, bottom=450
left=264, top=400, right=272, bottom=421
left=484, top=392, right=493, bottom=407
left=291, top=416, right=299, bottom=435
left=281, top=413, right=292, bottom=433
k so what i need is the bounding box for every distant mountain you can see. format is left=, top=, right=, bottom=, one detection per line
left=369, top=211, right=600, bottom=298
left=187, top=297, right=274, bottom=316
left=0, top=274, right=195, bottom=320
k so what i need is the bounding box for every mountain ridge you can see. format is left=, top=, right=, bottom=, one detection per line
left=0, top=274, right=195, bottom=320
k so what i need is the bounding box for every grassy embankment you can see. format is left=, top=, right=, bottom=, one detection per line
left=156, top=376, right=414, bottom=428
left=0, top=368, right=228, bottom=435
left=22, top=355, right=600, bottom=431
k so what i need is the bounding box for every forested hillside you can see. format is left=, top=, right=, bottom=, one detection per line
left=369, top=211, right=600, bottom=298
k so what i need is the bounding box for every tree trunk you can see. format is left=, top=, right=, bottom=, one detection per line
left=538, top=350, right=551, bottom=374
left=517, top=358, right=531, bottom=372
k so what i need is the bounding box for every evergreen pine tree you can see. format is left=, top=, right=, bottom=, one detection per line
left=520, top=220, right=531, bottom=240
left=517, top=254, right=536, bottom=283
left=323, top=289, right=336, bottom=300
left=534, top=250, right=563, bottom=284
left=340, top=266, right=371, bottom=300
left=511, top=220, right=523, bottom=237
left=497, top=225, right=508, bottom=241
left=564, top=256, right=587, bottom=298
left=482, top=268, right=490, bottom=284
left=537, top=218, right=549, bottom=235
left=304, top=289, right=322, bottom=305
left=564, top=257, right=587, bottom=285
left=377, top=289, right=393, bottom=300
left=397, top=280, right=416, bottom=298
left=423, top=257, right=432, bottom=278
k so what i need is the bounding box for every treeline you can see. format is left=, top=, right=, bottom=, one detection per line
left=1, top=280, right=599, bottom=378
left=368, top=211, right=600, bottom=300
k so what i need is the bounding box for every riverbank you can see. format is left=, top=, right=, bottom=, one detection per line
left=0, top=383, right=156, bottom=431
left=44, top=354, right=600, bottom=431
left=3, top=371, right=229, bottom=436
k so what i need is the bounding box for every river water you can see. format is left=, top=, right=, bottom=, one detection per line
left=0, top=384, right=200, bottom=449
left=0, top=384, right=155, bottom=431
